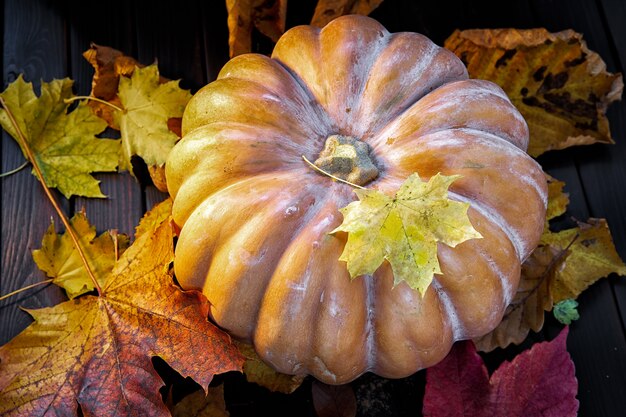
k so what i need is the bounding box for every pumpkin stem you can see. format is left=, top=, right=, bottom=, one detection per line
left=302, top=155, right=366, bottom=189
left=311, top=135, right=379, bottom=186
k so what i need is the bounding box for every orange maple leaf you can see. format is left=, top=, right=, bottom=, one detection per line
left=0, top=221, right=244, bottom=417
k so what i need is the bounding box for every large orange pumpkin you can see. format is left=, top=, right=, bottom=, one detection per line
left=166, top=15, right=547, bottom=384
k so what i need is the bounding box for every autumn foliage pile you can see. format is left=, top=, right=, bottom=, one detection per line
left=1, top=1, right=625, bottom=416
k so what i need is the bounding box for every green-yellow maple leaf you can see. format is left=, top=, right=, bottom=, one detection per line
left=32, top=211, right=129, bottom=299
left=0, top=76, right=119, bottom=198
left=332, top=173, right=482, bottom=294
left=114, top=64, right=191, bottom=172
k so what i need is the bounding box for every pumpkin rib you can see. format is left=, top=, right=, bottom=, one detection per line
left=355, top=33, right=468, bottom=140
left=370, top=265, right=454, bottom=378
left=181, top=76, right=331, bottom=142
left=167, top=122, right=310, bottom=203
left=272, top=15, right=391, bottom=134
left=252, top=184, right=370, bottom=383
left=377, top=127, right=547, bottom=259
left=369, top=79, right=529, bottom=151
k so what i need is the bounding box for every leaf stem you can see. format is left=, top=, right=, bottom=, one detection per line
left=301, top=155, right=366, bottom=190
left=0, top=279, right=54, bottom=302
left=0, top=160, right=29, bottom=177
left=0, top=96, right=103, bottom=296
left=64, top=96, right=123, bottom=112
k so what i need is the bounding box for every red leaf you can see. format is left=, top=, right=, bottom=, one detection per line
left=424, top=328, right=578, bottom=417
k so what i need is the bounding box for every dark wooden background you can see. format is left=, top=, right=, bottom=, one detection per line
left=1, top=0, right=625, bottom=416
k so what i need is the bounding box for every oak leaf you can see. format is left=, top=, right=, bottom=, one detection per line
left=445, top=28, right=624, bottom=157
left=332, top=173, right=481, bottom=294
left=424, top=328, right=578, bottom=417
left=32, top=211, right=129, bottom=299
left=0, top=76, right=119, bottom=198
left=226, top=0, right=287, bottom=57
left=311, top=0, right=385, bottom=27
left=115, top=64, right=192, bottom=172
left=235, top=340, right=305, bottom=394
left=541, top=218, right=626, bottom=302
left=0, top=221, right=244, bottom=417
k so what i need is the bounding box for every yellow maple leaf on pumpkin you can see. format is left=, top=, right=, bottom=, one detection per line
left=332, top=173, right=482, bottom=294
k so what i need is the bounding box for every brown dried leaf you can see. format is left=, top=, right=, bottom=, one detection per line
left=445, top=28, right=624, bottom=157
left=312, top=380, right=357, bottom=417
left=83, top=44, right=182, bottom=139
left=311, top=0, right=385, bottom=27
left=235, top=340, right=305, bottom=394
left=474, top=245, right=568, bottom=352
left=0, top=221, right=244, bottom=416
left=542, top=218, right=626, bottom=302
left=172, top=386, right=229, bottom=417
left=83, top=44, right=141, bottom=129
left=226, top=0, right=287, bottom=58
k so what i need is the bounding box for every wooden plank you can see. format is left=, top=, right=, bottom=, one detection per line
left=66, top=0, right=144, bottom=236
left=1, top=0, right=69, bottom=344
left=598, top=0, right=626, bottom=72
left=529, top=1, right=626, bottom=416
left=200, top=0, right=230, bottom=82
left=133, top=0, right=208, bottom=91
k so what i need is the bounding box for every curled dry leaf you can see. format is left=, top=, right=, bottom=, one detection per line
left=235, top=340, right=305, bottom=394
left=445, top=28, right=624, bottom=157
left=0, top=76, right=118, bottom=198
left=425, top=328, right=578, bottom=417
left=226, top=0, right=287, bottom=57
left=311, top=0, right=385, bottom=27
left=0, top=221, right=244, bottom=417
left=32, top=211, right=129, bottom=299
left=83, top=43, right=141, bottom=129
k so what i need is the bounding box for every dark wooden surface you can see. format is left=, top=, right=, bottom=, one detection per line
left=1, top=0, right=625, bottom=416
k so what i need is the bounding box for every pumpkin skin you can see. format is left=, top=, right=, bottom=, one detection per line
left=166, top=15, right=548, bottom=384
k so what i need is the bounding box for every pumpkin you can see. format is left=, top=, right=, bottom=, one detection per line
left=166, top=15, right=548, bottom=384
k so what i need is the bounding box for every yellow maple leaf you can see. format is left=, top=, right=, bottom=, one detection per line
left=332, top=173, right=482, bottom=294
left=445, top=28, right=623, bottom=157
left=32, top=211, right=129, bottom=299
left=114, top=64, right=191, bottom=172
left=0, top=76, right=119, bottom=198
left=135, top=198, right=173, bottom=240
